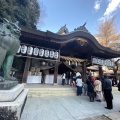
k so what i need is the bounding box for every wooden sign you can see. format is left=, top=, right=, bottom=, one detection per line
left=92, top=56, right=114, bottom=67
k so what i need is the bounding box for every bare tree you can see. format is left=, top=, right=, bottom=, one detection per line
left=95, top=16, right=120, bottom=51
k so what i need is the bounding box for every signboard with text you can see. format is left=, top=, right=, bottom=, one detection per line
left=16, top=43, right=60, bottom=61
left=92, top=56, right=114, bottom=67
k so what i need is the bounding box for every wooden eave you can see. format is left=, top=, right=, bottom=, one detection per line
left=60, top=56, right=85, bottom=63
left=46, top=30, right=120, bottom=59
left=20, top=26, right=61, bottom=50
left=20, top=26, right=120, bottom=59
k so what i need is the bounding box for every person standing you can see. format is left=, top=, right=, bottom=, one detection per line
left=41, top=70, right=46, bottom=84
left=94, top=79, right=102, bottom=102
left=103, top=74, right=113, bottom=110
left=69, top=72, right=73, bottom=86
left=76, top=75, right=82, bottom=96
left=66, top=71, right=70, bottom=85
left=118, top=79, right=120, bottom=91
left=86, top=76, right=95, bottom=102
left=118, top=80, right=120, bottom=112
left=62, top=73, right=66, bottom=85
left=72, top=72, right=77, bottom=86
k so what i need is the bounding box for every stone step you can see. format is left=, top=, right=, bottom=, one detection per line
left=112, top=87, right=118, bottom=92
left=28, top=92, right=76, bottom=95
left=26, top=87, right=76, bottom=90
left=28, top=91, right=77, bottom=97
left=28, top=92, right=77, bottom=97
left=25, top=85, right=118, bottom=98
left=25, top=85, right=77, bottom=97
left=28, top=90, right=76, bottom=94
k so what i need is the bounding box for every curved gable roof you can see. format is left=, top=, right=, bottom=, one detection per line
left=47, top=30, right=120, bottom=59
left=21, top=26, right=120, bottom=59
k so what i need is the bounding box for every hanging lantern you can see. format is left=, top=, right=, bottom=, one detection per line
left=44, top=50, right=49, bottom=57
left=50, top=51, right=54, bottom=58
left=54, top=52, right=59, bottom=59
left=48, top=62, right=54, bottom=66
left=39, top=49, right=44, bottom=57
left=40, top=61, right=47, bottom=66
left=17, top=45, right=21, bottom=53
left=27, top=46, right=33, bottom=55
left=21, top=45, right=27, bottom=54
left=33, top=48, right=39, bottom=56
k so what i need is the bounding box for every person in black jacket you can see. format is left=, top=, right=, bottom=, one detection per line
left=86, top=76, right=95, bottom=102
left=118, top=79, right=120, bottom=91
left=103, top=74, right=113, bottom=110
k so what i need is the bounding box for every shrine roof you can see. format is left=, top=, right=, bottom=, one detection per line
left=20, top=26, right=120, bottom=60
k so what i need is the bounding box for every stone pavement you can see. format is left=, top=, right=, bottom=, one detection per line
left=21, top=90, right=120, bottom=120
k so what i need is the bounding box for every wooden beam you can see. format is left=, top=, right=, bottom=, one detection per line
left=82, top=61, right=87, bottom=82
left=53, top=61, right=58, bottom=84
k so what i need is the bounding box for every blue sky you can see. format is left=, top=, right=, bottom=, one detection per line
left=37, top=0, right=120, bottom=34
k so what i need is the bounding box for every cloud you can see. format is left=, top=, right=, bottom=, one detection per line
left=98, top=0, right=120, bottom=21
left=104, top=0, right=120, bottom=16
left=94, top=0, right=102, bottom=11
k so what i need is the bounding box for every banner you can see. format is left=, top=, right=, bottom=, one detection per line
left=92, top=56, right=114, bottom=67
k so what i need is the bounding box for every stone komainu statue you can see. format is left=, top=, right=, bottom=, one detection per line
left=0, top=18, right=21, bottom=81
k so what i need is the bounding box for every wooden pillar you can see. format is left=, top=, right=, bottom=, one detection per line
left=82, top=61, right=87, bottom=82
left=22, top=58, right=31, bottom=83
left=98, top=65, right=103, bottom=81
left=53, top=61, right=58, bottom=84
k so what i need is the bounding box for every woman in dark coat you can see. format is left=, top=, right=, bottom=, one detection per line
left=86, top=76, right=95, bottom=102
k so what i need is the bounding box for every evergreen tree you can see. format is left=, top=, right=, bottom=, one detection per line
left=0, top=0, right=40, bottom=29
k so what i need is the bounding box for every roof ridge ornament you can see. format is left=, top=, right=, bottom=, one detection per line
left=82, top=21, right=87, bottom=27
left=74, top=21, right=89, bottom=32
left=57, top=24, right=69, bottom=34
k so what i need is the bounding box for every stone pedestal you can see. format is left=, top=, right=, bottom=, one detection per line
left=0, top=81, right=18, bottom=90
left=0, top=83, right=29, bottom=120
